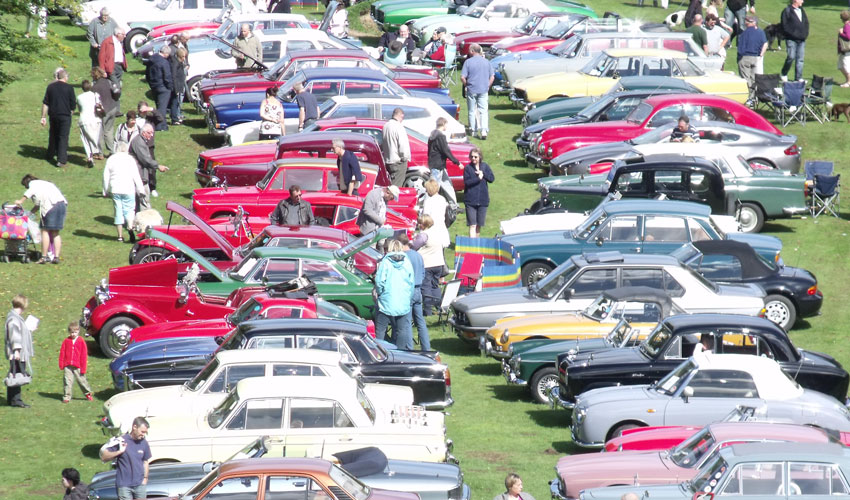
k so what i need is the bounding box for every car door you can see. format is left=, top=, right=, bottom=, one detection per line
left=715, top=461, right=786, bottom=499
left=282, top=397, right=362, bottom=460
left=588, top=215, right=641, bottom=254
left=196, top=474, right=260, bottom=500
left=265, top=475, right=333, bottom=500
left=212, top=397, right=286, bottom=460
left=641, top=215, right=691, bottom=255
left=664, top=369, right=764, bottom=426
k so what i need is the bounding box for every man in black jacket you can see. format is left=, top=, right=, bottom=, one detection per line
left=780, top=0, right=809, bottom=82
left=269, top=185, right=316, bottom=225
left=427, top=117, right=460, bottom=203
left=40, top=68, right=76, bottom=167
left=146, top=46, right=173, bottom=131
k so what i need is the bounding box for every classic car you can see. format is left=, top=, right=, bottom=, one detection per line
left=673, top=240, right=822, bottom=330
left=494, top=31, right=721, bottom=94
left=510, top=48, right=748, bottom=107
left=480, top=286, right=678, bottom=360
left=548, top=120, right=801, bottom=176
left=552, top=314, right=850, bottom=409
left=578, top=442, right=850, bottom=500
left=526, top=93, right=781, bottom=167
left=448, top=248, right=767, bottom=340
left=129, top=202, right=382, bottom=277
left=83, top=228, right=384, bottom=356
left=88, top=439, right=470, bottom=500
left=409, top=0, right=593, bottom=48
left=110, top=318, right=454, bottom=409
left=205, top=67, right=457, bottom=136
left=569, top=354, right=850, bottom=448
left=101, top=349, right=364, bottom=433
left=370, top=0, right=459, bottom=32
left=553, top=422, right=839, bottom=500
left=501, top=199, right=783, bottom=284
left=196, top=48, right=443, bottom=109
left=538, top=148, right=809, bottom=233
left=453, top=10, right=574, bottom=56
left=142, top=376, right=450, bottom=463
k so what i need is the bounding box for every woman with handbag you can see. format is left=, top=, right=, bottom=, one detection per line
left=5, top=294, right=34, bottom=408
left=838, top=11, right=850, bottom=87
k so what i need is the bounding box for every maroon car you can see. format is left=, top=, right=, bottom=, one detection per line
left=454, top=11, right=573, bottom=57
left=197, top=49, right=441, bottom=108
left=528, top=94, right=783, bottom=167
left=487, top=15, right=626, bottom=57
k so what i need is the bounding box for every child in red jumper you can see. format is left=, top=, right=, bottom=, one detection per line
left=59, top=321, right=92, bottom=403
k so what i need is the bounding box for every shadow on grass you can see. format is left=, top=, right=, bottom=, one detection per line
left=761, top=221, right=794, bottom=233
left=464, top=361, right=501, bottom=376
left=17, top=144, right=50, bottom=161
left=488, top=383, right=529, bottom=402
left=503, top=159, right=527, bottom=169
left=73, top=229, right=117, bottom=241
left=191, top=134, right=225, bottom=149
left=513, top=171, right=544, bottom=183
left=36, top=391, right=65, bottom=401
left=65, top=34, right=88, bottom=42
left=86, top=339, right=111, bottom=359
left=430, top=337, right=479, bottom=356
left=94, top=215, right=114, bottom=226
left=551, top=440, right=589, bottom=455
left=494, top=113, right=522, bottom=125
left=95, top=388, right=119, bottom=401
left=178, top=192, right=193, bottom=200
left=81, top=444, right=104, bottom=460
left=528, top=408, right=570, bottom=428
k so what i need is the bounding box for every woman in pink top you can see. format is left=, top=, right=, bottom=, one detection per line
left=838, top=10, right=850, bottom=87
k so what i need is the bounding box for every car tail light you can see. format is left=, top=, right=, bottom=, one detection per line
left=784, top=144, right=800, bottom=155
left=444, top=367, right=451, bottom=387
left=807, top=285, right=818, bottom=295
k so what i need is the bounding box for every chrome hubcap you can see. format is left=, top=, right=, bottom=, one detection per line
left=764, top=301, right=790, bottom=327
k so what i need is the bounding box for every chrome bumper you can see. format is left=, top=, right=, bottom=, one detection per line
left=447, top=316, right=487, bottom=340
left=525, top=152, right=546, bottom=169
left=516, top=138, right=532, bottom=155
left=547, top=386, right=575, bottom=410
left=478, top=336, right=510, bottom=359
left=491, top=84, right=512, bottom=95
left=501, top=360, right=526, bottom=386
left=549, top=477, right=570, bottom=500
left=205, top=112, right=227, bottom=136
left=509, top=93, right=530, bottom=110
left=570, top=421, right=604, bottom=449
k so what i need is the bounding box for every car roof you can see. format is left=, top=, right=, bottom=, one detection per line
left=643, top=93, right=737, bottom=106
left=708, top=422, right=830, bottom=443
left=602, top=286, right=672, bottom=306
left=601, top=199, right=712, bottom=216
left=634, top=142, right=736, bottom=158
left=579, top=31, right=693, bottom=40
left=693, top=240, right=775, bottom=279
left=286, top=48, right=368, bottom=59
left=214, top=348, right=343, bottom=365
left=622, top=154, right=721, bottom=173
left=248, top=246, right=337, bottom=260
left=330, top=95, right=434, bottom=106
left=663, top=314, right=781, bottom=332
left=299, top=67, right=388, bottom=81
left=575, top=251, right=683, bottom=267
left=261, top=225, right=352, bottom=241
left=235, top=373, right=357, bottom=399
left=219, top=457, right=332, bottom=476
left=603, top=48, right=688, bottom=58
left=236, top=318, right=366, bottom=337
left=316, top=116, right=388, bottom=128
left=721, top=442, right=850, bottom=461
left=616, top=76, right=697, bottom=90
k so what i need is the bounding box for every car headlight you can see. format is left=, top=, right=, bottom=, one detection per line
left=500, top=330, right=510, bottom=344
left=538, top=183, right=549, bottom=197
left=494, top=48, right=507, bottom=55
left=95, top=279, right=110, bottom=305
left=510, top=355, right=521, bottom=372
left=546, top=145, right=553, bottom=157
left=538, top=141, right=546, bottom=154
left=575, top=406, right=587, bottom=424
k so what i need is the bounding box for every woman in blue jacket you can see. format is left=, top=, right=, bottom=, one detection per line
left=463, top=147, right=495, bottom=237
left=374, top=239, right=415, bottom=349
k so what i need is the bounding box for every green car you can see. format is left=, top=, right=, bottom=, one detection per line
left=149, top=228, right=388, bottom=319
left=370, top=0, right=457, bottom=32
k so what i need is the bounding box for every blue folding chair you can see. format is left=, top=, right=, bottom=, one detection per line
left=804, top=161, right=840, bottom=217
left=772, top=80, right=806, bottom=127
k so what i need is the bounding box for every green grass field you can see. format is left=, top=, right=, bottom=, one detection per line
left=1, top=1, right=850, bottom=498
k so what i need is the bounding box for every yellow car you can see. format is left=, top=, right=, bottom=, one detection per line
left=510, top=48, right=750, bottom=106
left=480, top=287, right=682, bottom=359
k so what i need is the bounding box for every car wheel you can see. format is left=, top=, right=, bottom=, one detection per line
left=187, top=76, right=204, bottom=105
left=331, top=301, right=358, bottom=316
left=737, top=202, right=764, bottom=233
left=608, top=422, right=642, bottom=441
left=529, top=367, right=559, bottom=404
left=124, top=28, right=148, bottom=54
left=748, top=158, right=775, bottom=170
left=404, top=172, right=429, bottom=198
left=764, top=294, right=796, bottom=331
left=132, top=246, right=169, bottom=265
left=521, top=262, right=553, bottom=287
left=99, top=316, right=141, bottom=359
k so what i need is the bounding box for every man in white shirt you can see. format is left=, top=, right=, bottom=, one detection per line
left=381, top=108, right=411, bottom=187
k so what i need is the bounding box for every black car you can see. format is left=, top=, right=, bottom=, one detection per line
left=674, top=240, right=822, bottom=331
left=554, top=314, right=849, bottom=407
left=113, top=319, right=453, bottom=409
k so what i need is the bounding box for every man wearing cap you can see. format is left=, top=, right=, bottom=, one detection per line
left=378, top=25, right=416, bottom=62
left=87, top=8, right=118, bottom=68
left=357, top=186, right=399, bottom=235
left=423, top=27, right=447, bottom=58
left=736, top=15, right=767, bottom=91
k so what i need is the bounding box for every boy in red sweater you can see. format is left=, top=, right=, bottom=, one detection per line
left=59, top=322, right=92, bottom=403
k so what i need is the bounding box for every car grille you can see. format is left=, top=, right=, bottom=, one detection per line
left=377, top=10, right=384, bottom=24
left=453, top=309, right=468, bottom=326
left=514, top=88, right=527, bottom=101
left=197, top=156, right=207, bottom=173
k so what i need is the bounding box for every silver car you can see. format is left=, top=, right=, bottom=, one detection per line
left=551, top=121, right=801, bottom=176
left=570, top=353, right=850, bottom=449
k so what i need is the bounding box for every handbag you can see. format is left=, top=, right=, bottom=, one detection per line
left=840, top=36, right=850, bottom=54
left=4, top=360, right=31, bottom=387
left=94, top=93, right=106, bottom=118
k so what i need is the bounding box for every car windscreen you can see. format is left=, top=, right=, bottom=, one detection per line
left=670, top=426, right=716, bottom=467
left=629, top=123, right=676, bottom=145
left=549, top=35, right=580, bottom=56
left=229, top=298, right=264, bottom=325
left=574, top=205, right=607, bottom=239
left=654, top=357, right=696, bottom=395
left=640, top=322, right=672, bottom=358
left=625, top=101, right=653, bottom=124
left=534, top=260, right=579, bottom=299
left=187, top=357, right=220, bottom=391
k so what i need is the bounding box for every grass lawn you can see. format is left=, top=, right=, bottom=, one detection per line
left=1, top=1, right=850, bottom=499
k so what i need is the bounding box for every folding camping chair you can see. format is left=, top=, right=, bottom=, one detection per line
left=424, top=44, right=458, bottom=87
left=772, top=80, right=807, bottom=127
left=751, top=73, right=782, bottom=112
left=454, top=252, right=484, bottom=294
left=804, top=161, right=841, bottom=217
left=437, top=279, right=462, bottom=324
left=803, top=74, right=834, bottom=123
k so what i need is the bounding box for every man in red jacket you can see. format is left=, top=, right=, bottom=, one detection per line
left=58, top=322, right=92, bottom=403
left=98, top=28, right=127, bottom=91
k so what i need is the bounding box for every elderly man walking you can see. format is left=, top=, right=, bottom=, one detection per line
left=461, top=43, right=494, bottom=140
left=87, top=8, right=118, bottom=68
left=129, top=124, right=169, bottom=210
left=98, top=28, right=127, bottom=92
left=381, top=108, right=411, bottom=187
left=233, top=23, right=262, bottom=68
left=40, top=68, right=76, bottom=167
left=147, top=46, right=173, bottom=131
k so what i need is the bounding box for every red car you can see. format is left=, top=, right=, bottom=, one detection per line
left=197, top=49, right=441, bottom=107
left=147, top=21, right=221, bottom=40
left=130, top=201, right=382, bottom=275
left=488, top=15, right=624, bottom=56
left=528, top=94, right=782, bottom=166
left=454, top=11, right=574, bottom=57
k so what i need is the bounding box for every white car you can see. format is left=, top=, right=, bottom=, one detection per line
left=225, top=94, right=467, bottom=145
left=410, top=0, right=552, bottom=48
left=499, top=210, right=742, bottom=236
left=101, top=349, right=395, bottom=434
left=143, top=377, right=449, bottom=464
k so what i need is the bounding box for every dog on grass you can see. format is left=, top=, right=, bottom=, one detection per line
left=764, top=23, right=785, bottom=51
left=831, top=103, right=850, bottom=122
left=132, top=208, right=163, bottom=234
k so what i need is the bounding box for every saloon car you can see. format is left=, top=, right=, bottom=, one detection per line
left=488, top=15, right=640, bottom=58
left=448, top=249, right=767, bottom=340
left=111, top=318, right=454, bottom=409
left=569, top=354, right=850, bottom=448
left=453, top=10, right=574, bottom=56
left=89, top=439, right=470, bottom=500
left=501, top=200, right=783, bottom=284
left=142, top=377, right=450, bottom=463
left=553, top=314, right=850, bottom=408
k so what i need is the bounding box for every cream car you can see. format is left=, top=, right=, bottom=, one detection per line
left=100, top=349, right=390, bottom=434
left=144, top=377, right=450, bottom=464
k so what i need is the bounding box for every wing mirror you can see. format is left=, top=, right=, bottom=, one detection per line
left=595, top=236, right=604, bottom=247
left=682, top=386, right=694, bottom=402
left=563, top=288, right=574, bottom=300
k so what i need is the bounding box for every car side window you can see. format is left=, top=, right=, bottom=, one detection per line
left=332, top=104, right=373, bottom=118
left=335, top=206, right=359, bottom=225
left=302, top=259, right=346, bottom=284
left=262, top=41, right=281, bottom=62
left=385, top=105, right=430, bottom=120
left=262, top=306, right=304, bottom=319
left=283, top=168, right=324, bottom=192
left=227, top=398, right=284, bottom=430
left=720, top=463, right=784, bottom=496
left=297, top=335, right=340, bottom=352
left=687, top=369, right=759, bottom=398
left=640, top=56, right=672, bottom=77
left=289, top=398, right=353, bottom=428
left=647, top=105, right=684, bottom=128
left=596, top=215, right=640, bottom=241
left=183, top=0, right=198, bottom=8
left=604, top=97, right=642, bottom=121
left=663, top=271, right=685, bottom=298
left=704, top=106, right=735, bottom=123
left=205, top=476, right=259, bottom=500
left=344, top=82, right=383, bottom=96
left=256, top=259, right=300, bottom=283
left=663, top=335, right=683, bottom=359
left=653, top=170, right=687, bottom=195
left=622, top=268, right=664, bottom=288
left=568, top=269, right=617, bottom=297
left=615, top=171, right=647, bottom=194
left=269, top=169, right=285, bottom=190
left=272, top=364, right=314, bottom=376
left=268, top=237, right=309, bottom=248
left=699, top=254, right=743, bottom=280
left=644, top=216, right=688, bottom=242
left=308, top=81, right=341, bottom=100
left=207, top=364, right=266, bottom=393
left=286, top=40, right=315, bottom=53
left=250, top=336, right=294, bottom=349
left=266, top=476, right=327, bottom=500
left=690, top=173, right=710, bottom=195
left=717, top=333, right=775, bottom=359
left=789, top=463, right=850, bottom=495
left=687, top=219, right=712, bottom=242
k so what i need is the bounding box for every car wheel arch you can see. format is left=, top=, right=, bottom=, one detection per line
left=606, top=420, right=649, bottom=441
left=520, top=258, right=556, bottom=286
left=747, top=157, right=776, bottom=170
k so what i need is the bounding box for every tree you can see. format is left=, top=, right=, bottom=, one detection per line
left=0, top=0, right=81, bottom=89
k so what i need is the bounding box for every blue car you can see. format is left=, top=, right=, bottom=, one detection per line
left=206, top=67, right=458, bottom=136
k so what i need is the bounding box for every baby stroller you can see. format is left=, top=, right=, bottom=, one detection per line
left=0, top=204, right=40, bottom=263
